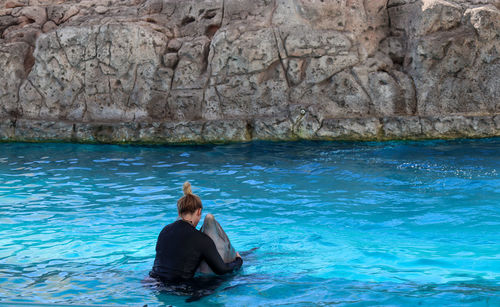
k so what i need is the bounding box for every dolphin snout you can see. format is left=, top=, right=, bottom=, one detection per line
left=203, top=213, right=217, bottom=228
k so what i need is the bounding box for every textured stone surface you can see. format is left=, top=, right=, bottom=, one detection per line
left=14, top=119, right=73, bottom=141
left=252, top=117, right=294, bottom=140
left=317, top=118, right=382, bottom=140
left=202, top=119, right=250, bottom=143
left=382, top=116, right=422, bottom=138
left=420, top=115, right=497, bottom=138
left=0, top=119, right=15, bottom=140
left=1, top=116, right=497, bottom=143
left=0, top=0, right=498, bottom=143
left=0, top=42, right=31, bottom=118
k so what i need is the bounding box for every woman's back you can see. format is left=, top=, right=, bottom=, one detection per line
left=151, top=219, right=242, bottom=282
left=152, top=220, right=205, bottom=281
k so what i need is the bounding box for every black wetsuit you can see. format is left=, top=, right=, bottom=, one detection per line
left=150, top=220, right=243, bottom=282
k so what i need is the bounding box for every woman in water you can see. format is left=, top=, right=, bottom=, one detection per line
left=150, top=182, right=242, bottom=282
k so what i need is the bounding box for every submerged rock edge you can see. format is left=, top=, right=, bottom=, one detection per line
left=1, top=115, right=499, bottom=145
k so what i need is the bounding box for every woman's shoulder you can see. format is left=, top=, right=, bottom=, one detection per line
left=163, top=219, right=180, bottom=227
left=160, top=219, right=183, bottom=233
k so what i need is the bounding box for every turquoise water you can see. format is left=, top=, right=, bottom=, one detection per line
left=0, top=139, right=499, bottom=306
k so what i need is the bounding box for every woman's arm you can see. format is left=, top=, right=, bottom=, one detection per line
left=200, top=235, right=242, bottom=275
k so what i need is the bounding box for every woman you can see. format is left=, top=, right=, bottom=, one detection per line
left=150, top=182, right=242, bottom=282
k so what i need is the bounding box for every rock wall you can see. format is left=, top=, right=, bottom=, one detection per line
left=0, top=0, right=499, bottom=143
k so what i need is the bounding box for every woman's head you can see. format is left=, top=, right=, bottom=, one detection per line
left=177, top=181, right=202, bottom=216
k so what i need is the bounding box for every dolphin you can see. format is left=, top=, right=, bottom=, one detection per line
left=197, top=213, right=237, bottom=274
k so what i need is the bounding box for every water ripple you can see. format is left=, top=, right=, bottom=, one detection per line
left=0, top=139, right=499, bottom=305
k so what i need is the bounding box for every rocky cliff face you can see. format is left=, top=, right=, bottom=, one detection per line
left=0, top=0, right=499, bottom=143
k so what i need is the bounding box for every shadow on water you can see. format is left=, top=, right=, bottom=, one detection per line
left=142, top=274, right=233, bottom=303
left=142, top=247, right=259, bottom=303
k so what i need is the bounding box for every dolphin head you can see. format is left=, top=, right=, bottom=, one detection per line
left=198, top=214, right=237, bottom=274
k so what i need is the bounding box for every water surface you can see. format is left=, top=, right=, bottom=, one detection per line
left=0, top=139, right=499, bottom=306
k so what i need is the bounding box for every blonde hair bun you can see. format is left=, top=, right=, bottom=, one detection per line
left=178, top=181, right=202, bottom=215
left=183, top=181, right=192, bottom=195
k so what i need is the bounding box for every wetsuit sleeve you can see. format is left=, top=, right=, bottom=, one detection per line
left=200, top=235, right=243, bottom=275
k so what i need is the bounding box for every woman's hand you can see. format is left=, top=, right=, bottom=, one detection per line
left=236, top=252, right=241, bottom=258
